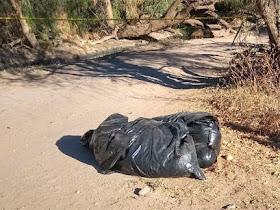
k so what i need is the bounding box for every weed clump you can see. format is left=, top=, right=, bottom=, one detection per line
left=209, top=47, right=280, bottom=139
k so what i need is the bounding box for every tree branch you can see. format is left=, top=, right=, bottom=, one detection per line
left=163, top=0, right=184, bottom=18
left=9, top=0, right=37, bottom=48
left=205, top=10, right=235, bottom=33
left=184, top=19, right=204, bottom=27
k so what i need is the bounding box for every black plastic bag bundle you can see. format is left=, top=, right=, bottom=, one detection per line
left=81, top=112, right=221, bottom=180
left=153, top=112, right=221, bottom=168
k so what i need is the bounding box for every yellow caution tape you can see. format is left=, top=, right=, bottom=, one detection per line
left=0, top=16, right=252, bottom=21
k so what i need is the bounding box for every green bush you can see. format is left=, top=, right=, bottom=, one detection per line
left=0, top=1, right=22, bottom=45
left=143, top=0, right=174, bottom=17
left=112, top=0, right=127, bottom=19
left=112, top=0, right=174, bottom=19
left=22, top=0, right=60, bottom=40
left=64, top=0, right=100, bottom=33
left=21, top=0, right=100, bottom=39
left=216, top=0, right=257, bottom=16
left=177, top=25, right=196, bottom=39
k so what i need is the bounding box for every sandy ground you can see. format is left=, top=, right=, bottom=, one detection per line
left=1, top=36, right=280, bottom=210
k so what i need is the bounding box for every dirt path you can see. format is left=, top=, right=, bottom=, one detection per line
left=1, top=36, right=279, bottom=210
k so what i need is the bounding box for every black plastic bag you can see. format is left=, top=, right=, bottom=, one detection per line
left=153, top=112, right=221, bottom=168
left=81, top=112, right=221, bottom=180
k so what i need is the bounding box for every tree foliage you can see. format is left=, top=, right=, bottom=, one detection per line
left=1, top=0, right=279, bottom=48
left=216, top=0, right=257, bottom=16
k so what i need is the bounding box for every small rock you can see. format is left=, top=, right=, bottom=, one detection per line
left=138, top=186, right=151, bottom=196
left=245, top=164, right=252, bottom=169
left=225, top=154, right=234, bottom=161
left=222, top=204, right=236, bottom=209
left=263, top=180, right=268, bottom=185
left=76, top=190, right=80, bottom=194
left=271, top=171, right=279, bottom=176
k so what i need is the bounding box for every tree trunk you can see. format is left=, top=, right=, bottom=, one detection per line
left=257, top=0, right=280, bottom=48
left=104, top=0, right=115, bottom=28
left=117, top=0, right=185, bottom=38
left=9, top=0, right=37, bottom=48
left=163, top=0, right=184, bottom=18
left=125, top=0, right=144, bottom=19
left=117, top=0, right=231, bottom=39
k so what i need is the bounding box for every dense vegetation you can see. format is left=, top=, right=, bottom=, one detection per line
left=0, top=0, right=257, bottom=47
left=209, top=48, right=280, bottom=140
left=207, top=0, right=280, bottom=142
left=0, top=0, right=176, bottom=46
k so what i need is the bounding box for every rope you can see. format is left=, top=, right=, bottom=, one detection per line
left=0, top=16, right=252, bottom=21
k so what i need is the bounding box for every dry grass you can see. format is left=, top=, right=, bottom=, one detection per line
left=209, top=86, right=280, bottom=137
left=208, top=47, right=280, bottom=139
left=229, top=47, right=280, bottom=95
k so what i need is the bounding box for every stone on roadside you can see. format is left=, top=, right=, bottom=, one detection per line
left=272, top=171, right=279, bottom=176
left=225, top=154, right=234, bottom=161
left=222, top=204, right=236, bottom=209
left=138, top=186, right=151, bottom=196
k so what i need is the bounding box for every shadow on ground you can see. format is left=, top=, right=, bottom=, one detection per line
left=225, top=122, right=280, bottom=150
left=2, top=42, right=232, bottom=89
left=56, top=135, right=103, bottom=171
left=45, top=48, right=227, bottom=89
left=54, top=58, right=221, bottom=89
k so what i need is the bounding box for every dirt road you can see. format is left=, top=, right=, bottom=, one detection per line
left=1, top=37, right=279, bottom=210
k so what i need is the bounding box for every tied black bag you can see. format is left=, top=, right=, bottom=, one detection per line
left=81, top=112, right=221, bottom=180
left=153, top=112, right=221, bottom=168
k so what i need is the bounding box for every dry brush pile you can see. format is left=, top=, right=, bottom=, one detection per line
left=208, top=46, right=280, bottom=140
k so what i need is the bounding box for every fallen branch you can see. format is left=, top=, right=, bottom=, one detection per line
left=206, top=24, right=222, bottom=30
left=9, top=0, right=37, bottom=48
left=8, top=38, right=22, bottom=47
left=116, top=0, right=230, bottom=39
left=92, top=26, right=119, bottom=45
left=164, top=27, right=183, bottom=36
left=206, top=11, right=236, bottom=33
left=2, top=38, right=22, bottom=49
left=184, top=19, right=204, bottom=27
left=195, top=3, right=216, bottom=11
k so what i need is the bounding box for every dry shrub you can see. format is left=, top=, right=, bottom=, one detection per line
left=209, top=47, right=280, bottom=138
left=210, top=86, right=280, bottom=137
left=230, top=47, right=280, bottom=95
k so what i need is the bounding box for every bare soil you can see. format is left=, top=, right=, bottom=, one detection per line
left=0, top=36, right=279, bottom=210
left=0, top=36, right=146, bottom=69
